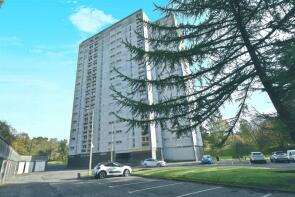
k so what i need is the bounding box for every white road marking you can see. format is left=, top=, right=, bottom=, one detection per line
left=128, top=182, right=182, bottom=193
left=261, top=194, right=272, bottom=197
left=175, top=187, right=223, bottom=197
left=109, top=180, right=160, bottom=188
left=97, top=177, right=142, bottom=184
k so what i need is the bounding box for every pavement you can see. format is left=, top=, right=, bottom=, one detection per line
left=0, top=170, right=294, bottom=197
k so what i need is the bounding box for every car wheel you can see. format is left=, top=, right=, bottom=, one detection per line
left=123, top=169, right=130, bottom=177
left=144, top=163, right=147, bottom=167
left=98, top=171, right=106, bottom=179
left=157, top=163, right=161, bottom=167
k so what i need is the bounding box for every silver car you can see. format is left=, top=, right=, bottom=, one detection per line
left=270, top=151, right=289, bottom=163
left=250, top=152, right=267, bottom=164
left=143, top=158, right=166, bottom=167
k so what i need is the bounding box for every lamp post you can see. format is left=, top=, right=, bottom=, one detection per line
left=88, top=109, right=94, bottom=176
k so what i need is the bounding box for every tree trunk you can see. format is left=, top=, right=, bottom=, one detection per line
left=232, top=0, right=295, bottom=142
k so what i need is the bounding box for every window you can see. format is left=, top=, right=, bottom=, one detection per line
left=132, top=139, right=135, bottom=147
left=105, top=163, right=118, bottom=167
left=142, top=136, right=149, bottom=146
left=116, top=130, right=122, bottom=134
left=116, top=140, right=122, bottom=144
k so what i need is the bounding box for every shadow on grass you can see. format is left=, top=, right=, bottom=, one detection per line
left=274, top=170, right=295, bottom=173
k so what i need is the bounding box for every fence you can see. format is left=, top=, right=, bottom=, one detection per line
left=0, top=136, right=48, bottom=183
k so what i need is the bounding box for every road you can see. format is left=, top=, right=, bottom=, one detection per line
left=167, top=160, right=295, bottom=170
left=0, top=170, right=294, bottom=197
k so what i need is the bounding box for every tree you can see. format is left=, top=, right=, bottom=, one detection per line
left=11, top=133, right=31, bottom=155
left=0, top=120, right=15, bottom=144
left=204, top=117, right=229, bottom=155
left=0, top=120, right=68, bottom=161
left=239, top=114, right=293, bottom=152
left=228, top=135, right=249, bottom=159
left=112, top=0, right=295, bottom=141
left=58, top=140, right=68, bottom=161
left=0, top=0, right=4, bottom=8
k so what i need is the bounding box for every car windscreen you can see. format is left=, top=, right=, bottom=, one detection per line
left=253, top=153, right=262, bottom=155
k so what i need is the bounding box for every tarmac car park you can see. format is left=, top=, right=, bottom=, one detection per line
left=1, top=170, right=294, bottom=197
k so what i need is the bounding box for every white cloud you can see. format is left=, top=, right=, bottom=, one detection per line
left=0, top=75, right=58, bottom=89
left=69, top=7, right=117, bottom=33
left=0, top=36, right=22, bottom=46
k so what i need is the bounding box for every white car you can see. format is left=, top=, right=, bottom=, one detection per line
left=143, top=158, right=166, bottom=167
left=250, top=152, right=267, bottom=163
left=287, top=150, right=295, bottom=162
left=270, top=151, right=289, bottom=163
left=93, top=162, right=132, bottom=179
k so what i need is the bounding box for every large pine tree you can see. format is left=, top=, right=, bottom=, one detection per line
left=112, top=0, right=295, bottom=141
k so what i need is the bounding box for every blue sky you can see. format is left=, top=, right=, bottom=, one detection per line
left=0, top=0, right=274, bottom=140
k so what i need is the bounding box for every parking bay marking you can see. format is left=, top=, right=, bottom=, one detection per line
left=128, top=182, right=183, bottom=194
left=175, top=187, right=223, bottom=197
left=97, top=177, right=142, bottom=185
left=109, top=180, right=160, bottom=188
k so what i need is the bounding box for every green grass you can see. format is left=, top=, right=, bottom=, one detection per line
left=219, top=155, right=235, bottom=160
left=133, top=166, right=295, bottom=192
left=47, top=160, right=67, bottom=166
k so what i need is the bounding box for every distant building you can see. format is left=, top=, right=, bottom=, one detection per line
left=68, top=9, right=203, bottom=168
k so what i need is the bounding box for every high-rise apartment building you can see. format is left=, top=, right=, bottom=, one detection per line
left=68, top=9, right=203, bottom=168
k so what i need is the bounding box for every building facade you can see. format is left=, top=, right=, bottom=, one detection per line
left=68, top=9, right=203, bottom=168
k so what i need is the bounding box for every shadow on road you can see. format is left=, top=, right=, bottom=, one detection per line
left=46, top=165, right=67, bottom=171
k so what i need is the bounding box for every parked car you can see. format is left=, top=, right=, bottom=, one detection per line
left=143, top=158, right=166, bottom=167
left=287, top=150, right=295, bottom=162
left=201, top=155, right=213, bottom=164
left=270, top=151, right=289, bottom=163
left=250, top=152, right=267, bottom=163
left=93, top=162, right=132, bottom=179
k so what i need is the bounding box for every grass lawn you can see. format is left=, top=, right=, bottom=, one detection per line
left=47, top=160, right=67, bottom=166
left=133, top=166, right=295, bottom=192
